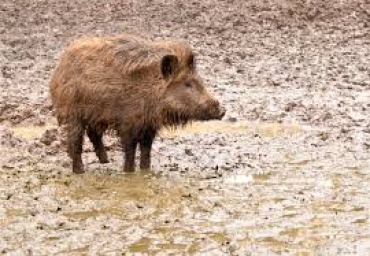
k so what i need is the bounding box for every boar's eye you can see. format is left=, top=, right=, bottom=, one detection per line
left=184, top=82, right=192, bottom=88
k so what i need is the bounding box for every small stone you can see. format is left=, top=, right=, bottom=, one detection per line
left=185, top=148, right=194, bottom=156
left=236, top=68, right=244, bottom=74
left=224, top=57, right=232, bottom=65
left=181, top=193, right=192, bottom=198
left=228, top=117, right=237, bottom=122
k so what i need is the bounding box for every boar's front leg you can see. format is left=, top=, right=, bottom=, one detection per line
left=119, top=127, right=138, bottom=172
left=87, top=126, right=108, bottom=164
left=123, top=138, right=138, bottom=172
left=139, top=129, right=156, bottom=170
left=67, top=121, right=85, bottom=174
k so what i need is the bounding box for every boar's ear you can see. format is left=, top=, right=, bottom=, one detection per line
left=161, top=54, right=179, bottom=79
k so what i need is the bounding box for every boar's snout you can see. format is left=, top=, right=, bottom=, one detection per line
left=217, top=106, right=226, bottom=120
left=204, top=99, right=226, bottom=120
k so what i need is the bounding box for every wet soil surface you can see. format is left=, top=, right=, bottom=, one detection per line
left=1, top=0, right=370, bottom=255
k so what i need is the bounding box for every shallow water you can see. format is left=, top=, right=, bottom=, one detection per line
left=50, top=167, right=370, bottom=254
left=2, top=122, right=370, bottom=254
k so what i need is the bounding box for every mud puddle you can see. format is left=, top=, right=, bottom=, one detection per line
left=2, top=121, right=370, bottom=254
left=47, top=168, right=369, bottom=254
left=54, top=172, right=228, bottom=254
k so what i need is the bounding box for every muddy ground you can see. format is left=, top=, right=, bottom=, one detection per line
left=1, top=0, right=370, bottom=255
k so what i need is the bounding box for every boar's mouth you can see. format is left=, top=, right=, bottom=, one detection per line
left=163, top=106, right=225, bottom=127
left=196, top=113, right=224, bottom=121
left=163, top=110, right=191, bottom=127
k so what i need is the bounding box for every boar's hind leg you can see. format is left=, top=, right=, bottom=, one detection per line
left=123, top=138, right=138, bottom=172
left=140, top=129, right=156, bottom=170
left=87, top=126, right=108, bottom=164
left=67, top=121, right=85, bottom=174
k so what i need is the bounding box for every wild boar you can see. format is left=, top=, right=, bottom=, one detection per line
left=49, top=34, right=225, bottom=174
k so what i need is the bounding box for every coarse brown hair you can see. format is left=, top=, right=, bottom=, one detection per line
left=50, top=33, right=225, bottom=173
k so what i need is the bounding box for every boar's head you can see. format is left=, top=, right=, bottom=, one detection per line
left=160, top=54, right=225, bottom=126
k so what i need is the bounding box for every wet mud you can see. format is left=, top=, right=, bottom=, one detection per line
left=1, top=0, right=370, bottom=255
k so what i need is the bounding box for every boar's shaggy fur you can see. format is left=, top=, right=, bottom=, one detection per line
left=50, top=34, right=225, bottom=173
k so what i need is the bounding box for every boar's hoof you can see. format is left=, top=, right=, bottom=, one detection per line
left=140, top=161, right=150, bottom=171
left=99, top=157, right=109, bottom=164
left=73, top=164, right=85, bottom=174
left=73, top=168, right=85, bottom=174
left=124, top=167, right=135, bottom=173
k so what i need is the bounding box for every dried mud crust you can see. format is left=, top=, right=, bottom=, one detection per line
left=1, top=0, right=370, bottom=255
